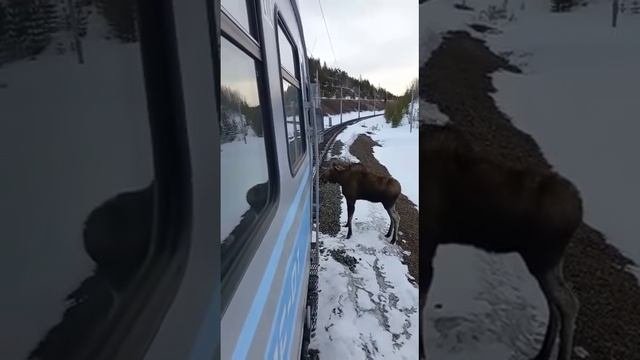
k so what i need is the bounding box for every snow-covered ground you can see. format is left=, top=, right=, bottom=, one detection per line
left=323, top=110, right=379, bottom=128
left=312, top=114, right=419, bottom=359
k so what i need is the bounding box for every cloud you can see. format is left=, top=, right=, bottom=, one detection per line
left=300, top=0, right=418, bottom=95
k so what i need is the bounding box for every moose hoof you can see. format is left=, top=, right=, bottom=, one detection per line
left=342, top=223, right=349, bottom=227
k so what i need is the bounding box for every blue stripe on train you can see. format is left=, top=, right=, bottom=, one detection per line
left=265, top=197, right=311, bottom=359
left=232, top=168, right=310, bottom=360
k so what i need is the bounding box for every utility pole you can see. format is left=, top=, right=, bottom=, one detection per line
left=324, top=75, right=354, bottom=124
left=339, top=86, right=343, bottom=123
left=358, top=75, right=361, bottom=119
left=373, top=86, right=376, bottom=116
left=613, top=0, right=620, bottom=27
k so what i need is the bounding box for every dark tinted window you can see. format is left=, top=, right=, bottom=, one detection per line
left=283, top=79, right=303, bottom=162
left=0, top=1, right=159, bottom=359
left=277, top=22, right=306, bottom=170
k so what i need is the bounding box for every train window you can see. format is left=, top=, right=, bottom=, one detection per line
left=0, top=1, right=188, bottom=359
left=277, top=22, right=306, bottom=171
left=220, top=37, right=271, bottom=243
left=220, top=8, right=277, bottom=310
left=277, top=27, right=297, bottom=77
left=221, top=0, right=258, bottom=40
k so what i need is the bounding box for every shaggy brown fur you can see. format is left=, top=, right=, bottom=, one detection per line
left=420, top=124, right=583, bottom=360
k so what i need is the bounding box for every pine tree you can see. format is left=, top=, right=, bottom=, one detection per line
left=4, top=0, right=57, bottom=59
left=551, top=0, right=575, bottom=12
left=96, top=0, right=138, bottom=42
left=0, top=2, right=7, bottom=64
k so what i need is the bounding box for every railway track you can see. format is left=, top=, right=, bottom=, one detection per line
left=318, top=113, right=384, bottom=166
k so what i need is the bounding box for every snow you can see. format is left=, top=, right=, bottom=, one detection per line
left=369, top=116, right=419, bottom=207
left=420, top=99, right=450, bottom=126
left=312, top=113, right=418, bottom=358
left=420, top=0, right=466, bottom=66
left=426, top=246, right=548, bottom=360
left=323, top=110, right=378, bottom=128
left=220, top=134, right=269, bottom=240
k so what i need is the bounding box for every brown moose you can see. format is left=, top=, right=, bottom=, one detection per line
left=420, top=124, right=583, bottom=360
left=321, top=160, right=402, bottom=243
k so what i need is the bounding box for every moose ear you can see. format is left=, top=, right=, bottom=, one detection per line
left=334, top=164, right=345, bottom=171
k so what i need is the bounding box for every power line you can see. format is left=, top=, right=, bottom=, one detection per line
left=310, top=35, right=318, bottom=56
left=317, top=0, right=337, bottom=64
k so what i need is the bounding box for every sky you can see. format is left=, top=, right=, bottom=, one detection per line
left=299, top=0, right=418, bottom=96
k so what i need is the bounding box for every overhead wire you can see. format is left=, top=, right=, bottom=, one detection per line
left=317, top=0, right=337, bottom=65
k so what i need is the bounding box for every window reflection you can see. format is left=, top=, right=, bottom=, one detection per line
left=282, top=79, right=303, bottom=163
left=278, top=26, right=298, bottom=77
left=277, top=27, right=296, bottom=77
left=277, top=23, right=305, bottom=168
left=220, top=37, right=270, bottom=246
left=0, top=0, right=154, bottom=358
left=222, top=0, right=253, bottom=37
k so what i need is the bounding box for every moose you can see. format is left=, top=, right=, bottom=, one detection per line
left=420, top=124, right=583, bottom=360
left=320, top=160, right=402, bottom=243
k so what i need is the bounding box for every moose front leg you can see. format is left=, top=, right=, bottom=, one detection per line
left=345, top=198, right=355, bottom=239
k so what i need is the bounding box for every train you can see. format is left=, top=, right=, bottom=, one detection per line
left=218, top=0, right=321, bottom=358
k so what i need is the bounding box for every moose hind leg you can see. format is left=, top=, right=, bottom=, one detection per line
left=536, top=260, right=579, bottom=360
left=420, top=244, right=436, bottom=360
left=385, top=206, right=394, bottom=238
left=531, top=271, right=561, bottom=360
left=555, top=261, right=579, bottom=360
left=390, top=205, right=400, bottom=244
left=419, top=289, right=428, bottom=360
left=345, top=199, right=355, bottom=239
